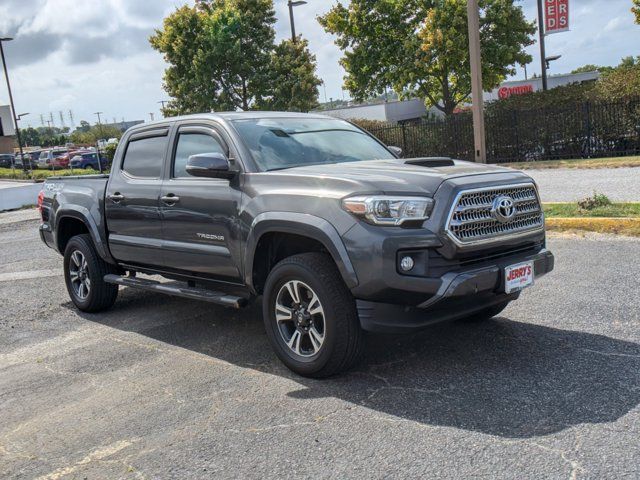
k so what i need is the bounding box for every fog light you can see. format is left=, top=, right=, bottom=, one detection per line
left=400, top=256, right=415, bottom=272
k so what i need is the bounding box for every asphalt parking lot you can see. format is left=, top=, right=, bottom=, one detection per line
left=1, top=216, right=639, bottom=479
left=527, top=167, right=640, bottom=202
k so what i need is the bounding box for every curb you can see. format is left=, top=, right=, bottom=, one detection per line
left=546, top=217, right=640, bottom=236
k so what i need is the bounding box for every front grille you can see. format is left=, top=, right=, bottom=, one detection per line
left=445, top=184, right=544, bottom=245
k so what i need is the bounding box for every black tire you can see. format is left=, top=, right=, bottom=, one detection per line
left=262, top=252, right=365, bottom=378
left=63, top=234, right=118, bottom=312
left=462, top=301, right=510, bottom=323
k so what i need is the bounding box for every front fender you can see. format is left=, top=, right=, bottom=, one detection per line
left=244, top=212, right=359, bottom=292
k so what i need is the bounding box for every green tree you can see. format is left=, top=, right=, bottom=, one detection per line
left=572, top=64, right=614, bottom=75
left=319, top=0, right=536, bottom=115
left=257, top=38, right=322, bottom=112
left=633, top=0, right=640, bottom=24
left=69, top=125, right=122, bottom=145
left=595, top=63, right=640, bottom=100
left=150, top=0, right=277, bottom=113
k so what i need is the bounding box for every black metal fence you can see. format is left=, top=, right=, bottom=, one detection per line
left=364, top=97, right=640, bottom=163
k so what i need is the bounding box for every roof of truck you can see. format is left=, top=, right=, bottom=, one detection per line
left=130, top=111, right=335, bottom=131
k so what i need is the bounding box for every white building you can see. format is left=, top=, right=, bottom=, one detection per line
left=320, top=99, right=438, bottom=124
left=0, top=105, right=17, bottom=154
left=484, top=71, right=600, bottom=102
left=318, top=71, right=601, bottom=124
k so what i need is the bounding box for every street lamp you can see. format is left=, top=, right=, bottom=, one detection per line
left=288, top=0, right=307, bottom=42
left=545, top=55, right=562, bottom=70
left=0, top=37, right=28, bottom=172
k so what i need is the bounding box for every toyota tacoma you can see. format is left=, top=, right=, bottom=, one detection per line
left=39, top=112, right=554, bottom=377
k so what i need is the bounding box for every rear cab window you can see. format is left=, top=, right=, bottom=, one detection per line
left=122, top=135, right=168, bottom=178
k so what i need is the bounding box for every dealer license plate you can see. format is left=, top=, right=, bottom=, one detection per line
left=504, top=261, right=534, bottom=294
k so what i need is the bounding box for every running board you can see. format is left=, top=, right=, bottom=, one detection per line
left=103, top=274, right=247, bottom=309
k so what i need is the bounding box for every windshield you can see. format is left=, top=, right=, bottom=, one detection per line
left=232, top=118, right=395, bottom=171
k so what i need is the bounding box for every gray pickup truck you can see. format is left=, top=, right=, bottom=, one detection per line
left=39, top=112, right=554, bottom=377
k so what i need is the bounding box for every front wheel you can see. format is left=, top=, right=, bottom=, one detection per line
left=63, top=234, right=119, bottom=312
left=262, top=253, right=364, bottom=378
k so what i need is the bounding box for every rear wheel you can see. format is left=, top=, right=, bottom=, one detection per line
left=64, top=234, right=118, bottom=312
left=263, top=253, right=364, bottom=378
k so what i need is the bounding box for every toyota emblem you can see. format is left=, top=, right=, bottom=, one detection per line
left=492, top=195, right=516, bottom=223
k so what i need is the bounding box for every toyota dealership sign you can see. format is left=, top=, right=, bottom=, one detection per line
left=545, top=0, right=569, bottom=34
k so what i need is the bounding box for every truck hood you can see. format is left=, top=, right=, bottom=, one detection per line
left=259, top=158, right=522, bottom=197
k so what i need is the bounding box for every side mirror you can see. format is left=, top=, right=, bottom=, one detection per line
left=388, top=146, right=403, bottom=158
left=186, top=152, right=234, bottom=179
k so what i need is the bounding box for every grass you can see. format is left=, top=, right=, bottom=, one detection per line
left=545, top=217, right=640, bottom=237
left=543, top=201, right=640, bottom=237
left=0, top=167, right=107, bottom=182
left=543, top=202, right=640, bottom=218
left=504, top=155, right=640, bottom=170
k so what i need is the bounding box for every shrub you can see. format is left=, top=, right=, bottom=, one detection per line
left=578, top=192, right=612, bottom=210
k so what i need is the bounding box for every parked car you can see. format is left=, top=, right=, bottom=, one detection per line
left=0, top=153, right=16, bottom=168
left=69, top=152, right=109, bottom=170
left=39, top=112, right=554, bottom=377
left=26, top=151, right=41, bottom=169
left=38, top=149, right=69, bottom=169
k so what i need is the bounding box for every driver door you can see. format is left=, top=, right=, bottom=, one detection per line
left=160, top=124, right=243, bottom=282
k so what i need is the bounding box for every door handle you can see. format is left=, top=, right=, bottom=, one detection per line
left=108, top=193, right=124, bottom=203
left=161, top=194, right=180, bottom=205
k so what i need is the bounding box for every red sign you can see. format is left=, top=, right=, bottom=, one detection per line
left=498, top=85, right=534, bottom=99
left=545, top=0, right=569, bottom=34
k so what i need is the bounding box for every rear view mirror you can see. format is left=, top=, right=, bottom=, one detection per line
left=388, top=146, right=403, bottom=158
left=186, top=152, right=234, bottom=179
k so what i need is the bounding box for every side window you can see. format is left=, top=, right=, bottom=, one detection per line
left=122, top=136, right=167, bottom=178
left=173, top=133, right=226, bottom=178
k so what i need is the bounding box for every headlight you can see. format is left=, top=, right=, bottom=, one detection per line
left=342, top=195, right=434, bottom=226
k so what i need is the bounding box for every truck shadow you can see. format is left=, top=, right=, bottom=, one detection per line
left=77, top=288, right=640, bottom=439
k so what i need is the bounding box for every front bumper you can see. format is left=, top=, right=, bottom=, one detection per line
left=356, top=249, right=554, bottom=333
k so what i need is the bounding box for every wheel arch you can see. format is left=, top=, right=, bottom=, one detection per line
left=55, top=207, right=115, bottom=264
left=245, top=212, right=359, bottom=295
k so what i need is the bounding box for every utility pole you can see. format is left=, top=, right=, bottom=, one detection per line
left=287, top=1, right=307, bottom=42
left=148, top=112, right=154, bottom=122
left=94, top=111, right=104, bottom=143
left=0, top=37, right=27, bottom=171
left=466, top=0, right=486, bottom=163
left=537, top=0, right=548, bottom=91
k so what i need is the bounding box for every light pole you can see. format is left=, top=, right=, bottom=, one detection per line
left=0, top=37, right=27, bottom=172
left=466, top=0, right=486, bottom=163
left=536, top=0, right=548, bottom=91
left=288, top=1, right=307, bottom=42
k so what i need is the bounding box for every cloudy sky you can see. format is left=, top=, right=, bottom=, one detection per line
left=0, top=0, right=638, bottom=129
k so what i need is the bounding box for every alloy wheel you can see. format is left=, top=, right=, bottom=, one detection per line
left=69, top=250, right=91, bottom=300
left=275, top=280, right=326, bottom=357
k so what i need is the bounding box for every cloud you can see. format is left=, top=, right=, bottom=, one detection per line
left=1, top=0, right=638, bottom=130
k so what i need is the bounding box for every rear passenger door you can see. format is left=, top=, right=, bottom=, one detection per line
left=159, top=124, right=243, bottom=282
left=105, top=128, right=169, bottom=267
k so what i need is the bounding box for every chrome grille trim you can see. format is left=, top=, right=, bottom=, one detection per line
left=445, top=183, right=544, bottom=247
